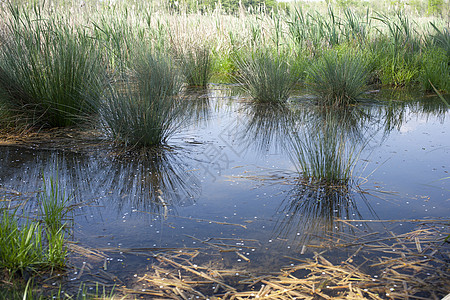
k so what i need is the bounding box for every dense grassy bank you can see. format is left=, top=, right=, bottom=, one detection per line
left=0, top=0, right=447, bottom=133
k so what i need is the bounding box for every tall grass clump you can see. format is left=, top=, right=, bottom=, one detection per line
left=290, top=112, right=366, bottom=185
left=174, top=44, right=213, bottom=88
left=428, top=23, right=450, bottom=57
left=39, top=175, right=71, bottom=269
left=371, top=12, right=422, bottom=87
left=306, top=49, right=369, bottom=106
left=420, top=47, right=450, bottom=92
left=0, top=176, right=71, bottom=277
left=0, top=209, right=43, bottom=276
left=234, top=49, right=298, bottom=103
left=100, top=47, right=188, bottom=147
left=0, top=6, right=106, bottom=128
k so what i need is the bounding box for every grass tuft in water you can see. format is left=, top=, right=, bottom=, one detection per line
left=39, top=174, right=71, bottom=269
left=0, top=175, right=70, bottom=277
left=290, top=111, right=366, bottom=185
left=234, top=49, right=298, bottom=103
left=306, top=49, right=369, bottom=106
left=100, top=48, right=188, bottom=147
left=0, top=209, right=43, bottom=276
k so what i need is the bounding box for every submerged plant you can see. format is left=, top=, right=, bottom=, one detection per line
left=100, top=49, right=188, bottom=147
left=306, top=49, right=369, bottom=105
left=234, top=49, right=298, bottom=103
left=0, top=6, right=106, bottom=128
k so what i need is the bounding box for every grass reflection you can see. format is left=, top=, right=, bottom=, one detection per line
left=102, top=149, right=201, bottom=213
left=241, top=102, right=295, bottom=152
left=274, top=183, right=374, bottom=243
left=184, top=88, right=212, bottom=124
left=290, top=121, right=366, bottom=185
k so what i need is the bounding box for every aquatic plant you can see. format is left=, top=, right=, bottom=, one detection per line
left=420, top=47, right=450, bottom=92
left=0, top=6, right=106, bottom=128
left=174, top=44, right=213, bottom=88
left=0, top=175, right=71, bottom=276
left=39, top=175, right=71, bottom=269
left=306, top=49, right=369, bottom=105
left=290, top=110, right=366, bottom=185
left=0, top=209, right=43, bottom=276
left=234, top=49, right=298, bottom=103
left=39, top=175, right=71, bottom=235
left=100, top=48, right=188, bottom=147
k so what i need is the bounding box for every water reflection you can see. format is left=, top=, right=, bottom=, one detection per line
left=90, top=149, right=200, bottom=213
left=273, top=184, right=375, bottom=243
left=0, top=147, right=201, bottom=214
left=240, top=102, right=295, bottom=152
left=184, top=88, right=211, bottom=124
left=298, top=105, right=376, bottom=143
left=378, top=96, right=447, bottom=135
left=277, top=105, right=378, bottom=242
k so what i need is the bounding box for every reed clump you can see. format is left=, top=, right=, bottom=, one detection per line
left=306, top=48, right=370, bottom=106
left=290, top=110, right=365, bottom=185
left=420, top=47, right=450, bottom=92
left=100, top=47, right=188, bottom=147
left=0, top=176, right=70, bottom=277
left=174, top=44, right=213, bottom=88
left=0, top=6, right=106, bottom=128
left=234, top=49, right=299, bottom=103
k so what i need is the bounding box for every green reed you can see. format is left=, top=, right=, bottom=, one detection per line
left=39, top=175, right=71, bottom=269
left=0, top=5, right=106, bottom=128
left=173, top=44, right=213, bottom=88
left=100, top=47, right=188, bottom=147
left=234, top=49, right=298, bottom=103
left=0, top=209, right=43, bottom=276
left=306, top=48, right=369, bottom=105
left=0, top=175, right=71, bottom=277
left=420, top=47, right=450, bottom=92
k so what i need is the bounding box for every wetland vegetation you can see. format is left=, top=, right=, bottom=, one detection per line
left=0, top=0, right=449, bottom=298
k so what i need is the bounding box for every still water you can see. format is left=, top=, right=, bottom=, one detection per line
left=0, top=87, right=449, bottom=295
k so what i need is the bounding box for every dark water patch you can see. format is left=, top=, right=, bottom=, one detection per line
left=1, top=86, right=449, bottom=297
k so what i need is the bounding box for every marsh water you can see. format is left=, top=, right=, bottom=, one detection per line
left=1, top=86, right=449, bottom=294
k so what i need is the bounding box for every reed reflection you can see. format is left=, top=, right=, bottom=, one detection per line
left=0, top=147, right=201, bottom=215
left=240, top=102, right=296, bottom=152
left=184, top=88, right=211, bottom=124
left=274, top=184, right=375, bottom=243
left=280, top=106, right=377, bottom=242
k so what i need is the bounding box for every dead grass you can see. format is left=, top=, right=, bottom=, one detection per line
left=0, top=127, right=108, bottom=153
left=67, top=220, right=448, bottom=300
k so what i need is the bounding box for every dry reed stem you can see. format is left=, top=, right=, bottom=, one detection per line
left=114, top=220, right=449, bottom=299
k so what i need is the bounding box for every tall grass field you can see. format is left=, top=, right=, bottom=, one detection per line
left=0, top=0, right=447, bottom=135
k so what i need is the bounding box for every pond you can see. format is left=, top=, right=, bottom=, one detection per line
left=1, top=86, right=449, bottom=298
